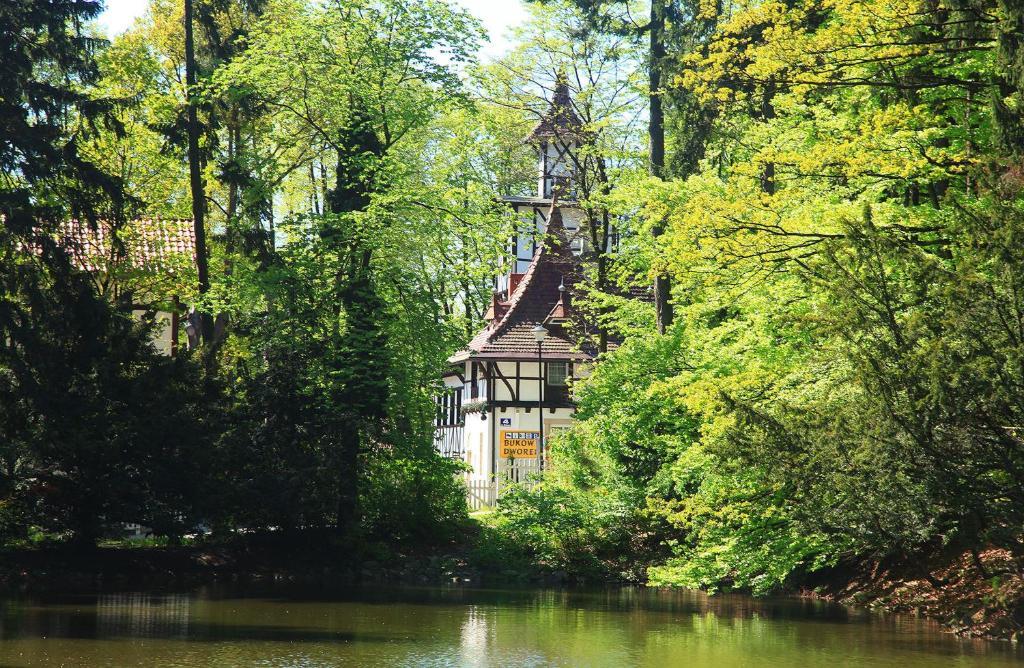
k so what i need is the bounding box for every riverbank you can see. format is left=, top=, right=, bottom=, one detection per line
left=807, top=547, right=1024, bottom=641
left=5, top=527, right=1023, bottom=641
left=0, top=542, right=479, bottom=593
left=0, top=523, right=559, bottom=594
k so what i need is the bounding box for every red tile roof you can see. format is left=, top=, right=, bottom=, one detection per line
left=54, top=219, right=196, bottom=273
left=450, top=204, right=599, bottom=362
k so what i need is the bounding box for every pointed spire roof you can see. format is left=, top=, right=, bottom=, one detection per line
left=545, top=282, right=570, bottom=325
left=449, top=203, right=596, bottom=362
left=526, top=73, right=585, bottom=143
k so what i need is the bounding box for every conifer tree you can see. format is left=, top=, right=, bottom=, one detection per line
left=0, top=0, right=123, bottom=232
left=0, top=0, right=212, bottom=545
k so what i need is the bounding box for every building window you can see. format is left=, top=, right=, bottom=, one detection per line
left=546, top=361, right=569, bottom=386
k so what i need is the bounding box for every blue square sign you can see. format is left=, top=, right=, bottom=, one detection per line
left=499, top=417, right=512, bottom=426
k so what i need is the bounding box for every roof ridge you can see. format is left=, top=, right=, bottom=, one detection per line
left=484, top=202, right=573, bottom=343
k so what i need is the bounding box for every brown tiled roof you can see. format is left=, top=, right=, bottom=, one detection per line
left=526, top=76, right=585, bottom=143
left=450, top=204, right=598, bottom=362
left=619, top=281, right=655, bottom=302
left=55, top=219, right=196, bottom=273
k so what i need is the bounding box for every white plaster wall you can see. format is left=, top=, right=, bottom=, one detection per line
left=462, top=408, right=492, bottom=482
left=515, top=222, right=538, bottom=274
left=492, top=405, right=575, bottom=460
left=494, top=363, right=587, bottom=402
left=493, top=381, right=513, bottom=403
left=492, top=361, right=523, bottom=402
left=518, top=378, right=542, bottom=403
left=510, top=204, right=585, bottom=274
left=133, top=309, right=174, bottom=356
left=562, top=207, right=585, bottom=231
left=538, top=141, right=575, bottom=198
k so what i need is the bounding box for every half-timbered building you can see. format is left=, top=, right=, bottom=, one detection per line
left=436, top=80, right=607, bottom=507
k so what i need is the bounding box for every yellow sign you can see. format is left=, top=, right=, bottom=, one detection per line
left=499, top=430, right=539, bottom=459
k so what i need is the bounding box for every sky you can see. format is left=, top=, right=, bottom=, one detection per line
left=96, top=0, right=530, bottom=60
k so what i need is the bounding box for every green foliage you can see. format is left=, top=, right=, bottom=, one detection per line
left=84, top=28, right=192, bottom=219
left=0, top=0, right=120, bottom=227
left=360, top=447, right=468, bottom=545
left=0, top=0, right=217, bottom=546
left=498, top=312, right=844, bottom=590
left=0, top=0, right=489, bottom=551
left=8, top=0, right=1024, bottom=606
left=489, top=484, right=630, bottom=579
left=647, top=458, right=841, bottom=595
left=0, top=234, right=214, bottom=544
left=507, top=0, right=1024, bottom=597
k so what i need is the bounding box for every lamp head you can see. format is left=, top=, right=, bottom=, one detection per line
left=532, top=324, right=549, bottom=343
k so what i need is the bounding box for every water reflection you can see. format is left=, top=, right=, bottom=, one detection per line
left=96, top=592, right=192, bottom=639
left=0, top=586, right=1018, bottom=667
left=459, top=606, right=491, bottom=662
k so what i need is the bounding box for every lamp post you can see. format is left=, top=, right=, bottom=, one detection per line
left=532, top=325, right=548, bottom=471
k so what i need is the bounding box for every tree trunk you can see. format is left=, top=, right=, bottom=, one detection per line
left=325, top=119, right=387, bottom=538
left=597, top=209, right=611, bottom=353
left=335, top=424, right=360, bottom=535
left=650, top=0, right=673, bottom=334
left=184, top=0, right=213, bottom=344
left=759, top=83, right=777, bottom=195
left=69, top=497, right=101, bottom=551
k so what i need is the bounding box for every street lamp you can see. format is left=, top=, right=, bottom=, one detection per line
left=532, top=325, right=548, bottom=471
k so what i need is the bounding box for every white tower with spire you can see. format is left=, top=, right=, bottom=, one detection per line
left=530, top=75, right=582, bottom=200
left=499, top=76, right=587, bottom=290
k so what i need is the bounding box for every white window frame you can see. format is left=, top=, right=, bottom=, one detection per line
left=546, top=361, right=570, bottom=386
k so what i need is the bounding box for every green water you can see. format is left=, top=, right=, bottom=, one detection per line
left=0, top=586, right=1020, bottom=667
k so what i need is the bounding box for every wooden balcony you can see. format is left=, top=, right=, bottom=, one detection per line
left=433, top=424, right=464, bottom=459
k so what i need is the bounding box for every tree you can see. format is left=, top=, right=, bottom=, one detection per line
left=0, top=0, right=124, bottom=231
left=651, top=0, right=1024, bottom=576
left=184, top=0, right=214, bottom=344
left=212, top=0, right=484, bottom=533
left=83, top=32, right=192, bottom=222
left=525, top=0, right=717, bottom=333
left=0, top=225, right=213, bottom=547
left=648, top=0, right=673, bottom=333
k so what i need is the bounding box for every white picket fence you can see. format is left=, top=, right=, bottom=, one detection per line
left=466, top=479, right=497, bottom=511
left=465, top=460, right=542, bottom=511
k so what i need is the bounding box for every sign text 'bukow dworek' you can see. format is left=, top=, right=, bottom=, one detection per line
left=499, top=430, right=539, bottom=459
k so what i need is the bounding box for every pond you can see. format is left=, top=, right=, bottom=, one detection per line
left=0, top=585, right=1020, bottom=666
